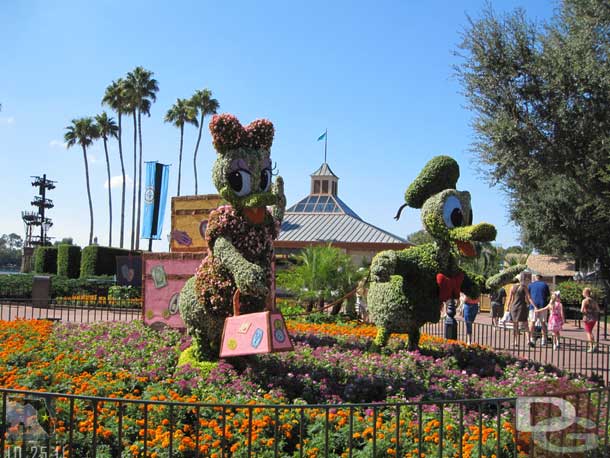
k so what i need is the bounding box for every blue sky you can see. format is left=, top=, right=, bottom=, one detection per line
left=0, top=1, right=557, bottom=250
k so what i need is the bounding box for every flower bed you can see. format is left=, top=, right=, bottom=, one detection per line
left=54, top=294, right=142, bottom=308
left=0, top=319, right=603, bottom=457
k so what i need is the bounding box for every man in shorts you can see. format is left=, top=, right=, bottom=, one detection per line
left=528, top=274, right=550, bottom=346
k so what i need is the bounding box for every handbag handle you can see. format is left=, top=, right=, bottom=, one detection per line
left=232, top=289, right=276, bottom=317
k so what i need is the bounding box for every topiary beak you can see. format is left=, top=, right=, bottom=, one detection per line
left=450, top=223, right=497, bottom=256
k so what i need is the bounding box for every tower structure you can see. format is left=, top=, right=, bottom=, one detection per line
left=21, top=174, right=56, bottom=271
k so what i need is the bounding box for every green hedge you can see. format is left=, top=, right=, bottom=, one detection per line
left=57, top=244, right=82, bottom=278
left=556, top=280, right=607, bottom=305
left=80, top=246, right=139, bottom=278
left=0, top=273, right=115, bottom=298
left=33, top=246, right=58, bottom=274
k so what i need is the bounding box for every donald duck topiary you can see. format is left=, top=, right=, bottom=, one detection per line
left=179, top=114, right=285, bottom=361
left=368, top=156, right=497, bottom=350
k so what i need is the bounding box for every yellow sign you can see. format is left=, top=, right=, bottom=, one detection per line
left=170, top=194, right=224, bottom=252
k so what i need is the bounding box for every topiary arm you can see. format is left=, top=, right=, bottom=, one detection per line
left=213, top=236, right=268, bottom=297
left=271, top=176, right=286, bottom=223
left=485, top=264, right=527, bottom=290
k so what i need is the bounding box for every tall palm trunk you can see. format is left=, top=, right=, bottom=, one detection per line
left=102, top=136, right=113, bottom=246
left=117, top=113, right=126, bottom=248
left=135, top=109, right=143, bottom=250
left=130, top=111, right=137, bottom=250
left=82, top=145, right=94, bottom=246
left=193, top=112, right=205, bottom=195
left=177, top=124, right=185, bottom=196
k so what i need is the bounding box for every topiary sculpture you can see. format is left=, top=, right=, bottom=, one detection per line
left=368, top=155, right=497, bottom=350
left=179, top=114, right=285, bottom=361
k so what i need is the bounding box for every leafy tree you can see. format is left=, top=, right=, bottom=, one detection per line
left=65, top=118, right=99, bottom=245
left=460, top=242, right=504, bottom=279
left=53, top=237, right=74, bottom=246
left=277, top=245, right=364, bottom=313
left=102, top=78, right=129, bottom=248
left=124, top=67, right=159, bottom=250
left=165, top=98, right=199, bottom=196
left=406, top=230, right=434, bottom=245
left=1, top=234, right=23, bottom=250
left=190, top=89, right=219, bottom=195
left=95, top=112, right=119, bottom=247
left=0, top=234, right=22, bottom=269
left=456, top=0, right=610, bottom=275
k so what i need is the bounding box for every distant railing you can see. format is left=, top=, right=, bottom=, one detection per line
left=1, top=386, right=608, bottom=458
left=422, top=319, right=610, bottom=385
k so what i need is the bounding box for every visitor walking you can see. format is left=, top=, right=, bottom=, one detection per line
left=508, top=274, right=536, bottom=348
left=581, top=287, right=600, bottom=353
left=461, top=293, right=479, bottom=345
left=536, top=291, right=564, bottom=350
left=490, top=286, right=506, bottom=327
left=528, top=274, right=550, bottom=346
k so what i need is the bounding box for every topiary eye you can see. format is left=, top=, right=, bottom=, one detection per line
left=443, top=196, right=464, bottom=228
left=260, top=168, right=271, bottom=192
left=227, top=169, right=252, bottom=197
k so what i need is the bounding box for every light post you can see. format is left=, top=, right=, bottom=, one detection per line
left=445, top=298, right=458, bottom=340
left=42, top=221, right=52, bottom=245
left=593, top=259, right=605, bottom=340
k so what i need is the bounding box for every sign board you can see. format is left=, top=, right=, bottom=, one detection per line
left=170, top=194, right=224, bottom=252
left=116, top=256, right=142, bottom=287
left=142, top=252, right=206, bottom=329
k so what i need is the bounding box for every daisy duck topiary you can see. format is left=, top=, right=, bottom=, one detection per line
left=368, top=156, right=497, bottom=351
left=179, top=114, right=286, bottom=361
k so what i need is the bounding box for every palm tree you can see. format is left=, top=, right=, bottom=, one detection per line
left=124, top=67, right=159, bottom=250
left=102, top=79, right=128, bottom=248
left=95, top=112, right=119, bottom=247
left=64, top=118, right=99, bottom=245
left=189, top=89, right=219, bottom=194
left=165, top=99, right=199, bottom=196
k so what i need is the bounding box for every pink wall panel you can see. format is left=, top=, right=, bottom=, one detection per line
left=143, top=254, right=204, bottom=329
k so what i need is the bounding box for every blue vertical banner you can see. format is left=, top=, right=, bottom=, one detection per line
left=141, top=161, right=170, bottom=240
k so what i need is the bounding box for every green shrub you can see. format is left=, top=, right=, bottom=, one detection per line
left=80, top=246, right=139, bottom=278
left=0, top=273, right=115, bottom=299
left=0, top=273, right=33, bottom=298
left=57, top=244, right=81, bottom=278
left=108, top=285, right=141, bottom=300
left=33, top=246, right=58, bottom=274
left=556, top=280, right=606, bottom=305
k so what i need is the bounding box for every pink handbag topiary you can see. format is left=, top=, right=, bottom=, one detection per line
left=220, top=290, right=293, bottom=357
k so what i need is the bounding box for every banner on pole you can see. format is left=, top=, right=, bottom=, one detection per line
left=141, top=161, right=170, bottom=240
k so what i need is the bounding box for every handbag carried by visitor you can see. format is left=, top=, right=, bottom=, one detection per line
left=220, top=290, right=293, bottom=357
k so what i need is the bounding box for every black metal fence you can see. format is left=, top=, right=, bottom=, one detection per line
left=1, top=386, right=609, bottom=458
left=422, top=319, right=610, bottom=385
left=0, top=300, right=141, bottom=323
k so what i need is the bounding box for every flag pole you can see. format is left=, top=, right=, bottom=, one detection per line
left=324, top=128, right=328, bottom=163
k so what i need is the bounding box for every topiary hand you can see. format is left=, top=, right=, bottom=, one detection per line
left=271, top=176, right=286, bottom=223
left=234, top=262, right=269, bottom=298
left=370, top=251, right=398, bottom=282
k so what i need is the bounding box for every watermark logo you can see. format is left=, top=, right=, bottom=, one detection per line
left=5, top=400, right=50, bottom=443
left=516, top=396, right=598, bottom=453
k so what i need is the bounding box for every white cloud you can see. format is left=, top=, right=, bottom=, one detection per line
left=49, top=139, right=67, bottom=149
left=0, top=116, right=15, bottom=125
left=89, top=153, right=100, bottom=164
left=104, top=175, right=133, bottom=189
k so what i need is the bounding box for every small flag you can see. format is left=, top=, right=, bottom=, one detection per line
left=141, top=161, right=170, bottom=240
left=317, top=131, right=327, bottom=141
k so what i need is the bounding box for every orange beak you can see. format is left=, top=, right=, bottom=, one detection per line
left=456, top=241, right=476, bottom=257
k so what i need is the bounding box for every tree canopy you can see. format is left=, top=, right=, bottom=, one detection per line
left=456, top=0, right=610, bottom=271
